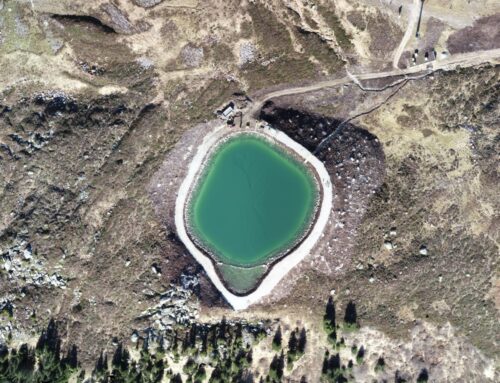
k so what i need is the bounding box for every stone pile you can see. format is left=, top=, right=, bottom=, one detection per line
left=1, top=239, right=67, bottom=289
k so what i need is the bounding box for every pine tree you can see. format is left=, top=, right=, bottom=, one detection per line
left=272, top=326, right=282, bottom=351
left=63, top=345, right=78, bottom=369
left=324, top=297, right=336, bottom=330
left=288, top=329, right=298, bottom=355
left=375, top=356, right=385, bottom=372
left=219, top=317, right=227, bottom=342
left=328, top=353, right=340, bottom=371
left=321, top=350, right=329, bottom=375
left=194, top=364, right=206, bottom=382
left=356, top=346, right=365, bottom=364
left=344, top=301, right=357, bottom=327
left=417, top=368, right=429, bottom=382
left=17, top=344, right=36, bottom=375
left=277, top=351, right=285, bottom=378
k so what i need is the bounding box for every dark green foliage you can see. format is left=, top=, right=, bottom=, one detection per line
left=36, top=319, right=60, bottom=356
left=268, top=352, right=285, bottom=382
left=171, top=373, right=183, bottom=383
left=322, top=350, right=330, bottom=375
left=287, top=327, right=306, bottom=368
left=288, top=329, right=298, bottom=355
left=328, top=354, right=340, bottom=371
left=321, top=351, right=347, bottom=383
left=194, top=364, right=206, bottom=382
left=63, top=345, right=78, bottom=369
left=183, top=357, right=196, bottom=375
left=325, top=297, right=336, bottom=326
left=0, top=320, right=78, bottom=383
left=272, top=326, right=282, bottom=351
left=112, top=343, right=130, bottom=371
left=395, top=370, right=408, bottom=383
left=343, top=301, right=358, bottom=328
left=335, top=337, right=345, bottom=351
left=417, top=368, right=429, bottom=382
left=0, top=317, right=266, bottom=383
left=324, top=297, right=337, bottom=343
left=17, top=344, right=36, bottom=374
left=327, top=330, right=337, bottom=345
left=374, top=356, right=385, bottom=372
left=298, top=328, right=307, bottom=354
left=356, top=346, right=365, bottom=364
left=92, top=351, right=108, bottom=380
left=208, top=364, right=222, bottom=382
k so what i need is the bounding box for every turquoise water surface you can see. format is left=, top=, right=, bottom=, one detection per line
left=188, top=135, right=318, bottom=268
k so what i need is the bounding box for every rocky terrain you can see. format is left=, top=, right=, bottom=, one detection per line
left=0, top=0, right=498, bottom=381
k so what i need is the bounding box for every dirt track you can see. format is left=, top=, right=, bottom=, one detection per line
left=244, top=48, right=500, bottom=123
left=392, top=0, right=421, bottom=69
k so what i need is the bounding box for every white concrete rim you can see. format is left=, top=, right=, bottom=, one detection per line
left=175, top=124, right=333, bottom=310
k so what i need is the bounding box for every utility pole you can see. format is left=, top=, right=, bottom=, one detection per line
left=416, top=0, right=425, bottom=38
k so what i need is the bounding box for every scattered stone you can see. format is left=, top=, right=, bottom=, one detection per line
left=22, top=247, right=32, bottom=260
left=136, top=56, right=154, bottom=69
left=181, top=44, right=204, bottom=68
left=130, top=331, right=139, bottom=343
left=100, top=3, right=137, bottom=34
left=180, top=273, right=199, bottom=290
left=0, top=298, right=14, bottom=318
left=1, top=239, right=67, bottom=290
left=384, top=241, right=394, bottom=250
left=151, top=264, right=161, bottom=275
left=138, top=283, right=198, bottom=330
left=239, top=41, right=256, bottom=66
left=419, top=245, right=428, bottom=255
left=133, top=0, right=164, bottom=8
left=389, top=227, right=397, bottom=236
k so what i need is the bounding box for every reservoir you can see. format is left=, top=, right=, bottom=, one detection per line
left=187, top=134, right=319, bottom=270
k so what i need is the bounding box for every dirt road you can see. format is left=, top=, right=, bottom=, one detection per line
left=393, top=0, right=421, bottom=69
left=244, top=48, right=500, bottom=123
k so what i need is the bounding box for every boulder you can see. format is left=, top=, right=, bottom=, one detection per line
left=133, top=0, right=164, bottom=8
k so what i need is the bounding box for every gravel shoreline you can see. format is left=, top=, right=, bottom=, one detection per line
left=175, top=124, right=333, bottom=310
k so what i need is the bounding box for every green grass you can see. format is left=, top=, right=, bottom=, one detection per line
left=218, top=264, right=267, bottom=295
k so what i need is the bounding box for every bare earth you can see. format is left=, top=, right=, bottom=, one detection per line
left=0, top=0, right=499, bottom=381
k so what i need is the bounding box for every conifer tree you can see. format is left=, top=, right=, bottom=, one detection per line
left=344, top=301, right=357, bottom=327
left=288, top=329, right=298, bottom=355
left=272, top=326, right=282, bottom=351
left=298, top=328, right=307, bottom=354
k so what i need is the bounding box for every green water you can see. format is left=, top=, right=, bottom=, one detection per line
left=188, top=135, right=318, bottom=268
